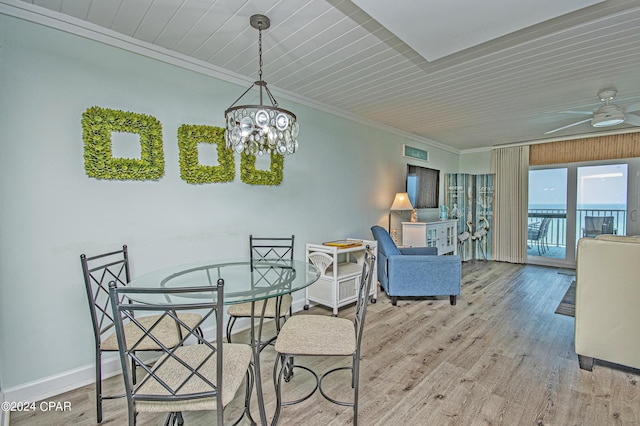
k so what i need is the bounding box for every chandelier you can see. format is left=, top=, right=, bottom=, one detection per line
left=224, top=14, right=299, bottom=156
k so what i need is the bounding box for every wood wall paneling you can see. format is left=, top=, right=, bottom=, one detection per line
left=530, top=132, right=640, bottom=165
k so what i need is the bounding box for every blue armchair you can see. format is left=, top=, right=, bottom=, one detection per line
left=370, top=225, right=461, bottom=306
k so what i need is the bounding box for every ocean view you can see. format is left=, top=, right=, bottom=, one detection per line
left=529, top=203, right=626, bottom=211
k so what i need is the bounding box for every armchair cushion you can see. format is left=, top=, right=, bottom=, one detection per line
left=399, top=246, right=438, bottom=256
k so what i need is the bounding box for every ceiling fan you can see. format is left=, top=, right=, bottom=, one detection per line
left=545, top=89, right=640, bottom=134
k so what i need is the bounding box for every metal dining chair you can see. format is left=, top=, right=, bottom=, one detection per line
left=80, top=245, right=203, bottom=423
left=108, top=280, right=254, bottom=425
left=271, top=246, right=376, bottom=426
left=528, top=217, right=552, bottom=255
left=225, top=235, right=294, bottom=346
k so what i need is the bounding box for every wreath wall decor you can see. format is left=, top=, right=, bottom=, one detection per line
left=240, top=150, right=284, bottom=186
left=82, top=106, right=164, bottom=180
left=177, top=125, right=235, bottom=184
left=82, top=107, right=286, bottom=185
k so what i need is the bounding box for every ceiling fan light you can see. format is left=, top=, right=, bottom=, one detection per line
left=592, top=118, right=624, bottom=127
left=591, top=104, right=625, bottom=127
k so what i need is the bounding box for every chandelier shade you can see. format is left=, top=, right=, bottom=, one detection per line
left=224, top=15, right=299, bottom=156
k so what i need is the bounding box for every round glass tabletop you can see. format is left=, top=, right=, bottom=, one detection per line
left=128, top=259, right=320, bottom=304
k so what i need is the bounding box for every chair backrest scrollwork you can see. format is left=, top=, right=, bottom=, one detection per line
left=250, top=235, right=295, bottom=262
left=80, top=245, right=131, bottom=342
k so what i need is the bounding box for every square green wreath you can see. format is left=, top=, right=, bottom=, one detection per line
left=82, top=106, right=164, bottom=180
left=178, top=125, right=235, bottom=184
left=241, top=150, right=283, bottom=186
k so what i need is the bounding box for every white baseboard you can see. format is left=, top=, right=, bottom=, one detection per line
left=3, top=356, right=121, bottom=405
left=0, top=301, right=313, bottom=422
left=1, top=358, right=120, bottom=426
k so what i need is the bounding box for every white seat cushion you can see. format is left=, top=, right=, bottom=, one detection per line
left=136, top=343, right=252, bottom=412
left=274, top=315, right=355, bottom=356
left=227, top=294, right=292, bottom=318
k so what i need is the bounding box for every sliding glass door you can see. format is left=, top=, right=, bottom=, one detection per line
left=528, top=168, right=568, bottom=262
left=576, top=164, right=628, bottom=241
left=528, top=158, right=640, bottom=268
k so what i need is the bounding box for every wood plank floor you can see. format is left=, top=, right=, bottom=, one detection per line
left=10, top=261, right=640, bottom=425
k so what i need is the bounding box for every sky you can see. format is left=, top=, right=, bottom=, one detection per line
left=529, top=164, right=628, bottom=207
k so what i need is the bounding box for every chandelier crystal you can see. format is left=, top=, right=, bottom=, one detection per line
left=224, top=15, right=299, bottom=156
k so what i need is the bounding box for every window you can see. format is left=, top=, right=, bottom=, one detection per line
left=528, top=159, right=639, bottom=268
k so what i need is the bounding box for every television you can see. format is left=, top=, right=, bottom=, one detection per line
left=406, top=165, right=439, bottom=208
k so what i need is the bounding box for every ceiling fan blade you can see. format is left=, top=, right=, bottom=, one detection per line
left=625, top=113, right=640, bottom=126
left=559, top=110, right=593, bottom=115
left=545, top=118, right=592, bottom=134
left=625, top=102, right=640, bottom=113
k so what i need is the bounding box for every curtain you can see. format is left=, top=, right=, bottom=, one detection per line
left=412, top=166, right=439, bottom=208
left=491, top=145, right=529, bottom=263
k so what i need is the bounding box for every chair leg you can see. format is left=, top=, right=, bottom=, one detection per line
left=164, top=412, right=183, bottom=426
left=224, top=368, right=255, bottom=426
left=226, top=316, right=237, bottom=343
left=277, top=306, right=293, bottom=333
left=272, top=355, right=287, bottom=426
left=195, top=326, right=204, bottom=342
left=272, top=354, right=318, bottom=424
left=243, top=369, right=256, bottom=425
left=450, top=295, right=457, bottom=305
left=353, top=355, right=359, bottom=426
left=95, top=348, right=102, bottom=423
left=131, top=355, right=137, bottom=385
left=350, top=351, right=360, bottom=426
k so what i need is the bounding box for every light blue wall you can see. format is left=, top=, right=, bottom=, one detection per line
left=459, top=150, right=492, bottom=174
left=0, top=14, right=459, bottom=393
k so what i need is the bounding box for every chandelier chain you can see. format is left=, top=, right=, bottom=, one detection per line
left=258, top=28, right=263, bottom=82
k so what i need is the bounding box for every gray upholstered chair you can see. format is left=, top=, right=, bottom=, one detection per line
left=108, top=280, right=254, bottom=425
left=583, top=216, right=615, bottom=238
left=226, top=235, right=294, bottom=345
left=271, top=247, right=375, bottom=426
left=80, top=246, right=203, bottom=423
left=370, top=225, right=461, bottom=306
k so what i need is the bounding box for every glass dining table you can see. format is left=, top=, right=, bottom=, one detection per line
left=128, top=258, right=321, bottom=425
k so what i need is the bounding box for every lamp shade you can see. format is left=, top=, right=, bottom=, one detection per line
left=390, top=192, right=413, bottom=211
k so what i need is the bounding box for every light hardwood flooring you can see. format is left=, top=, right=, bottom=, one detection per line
left=10, top=260, right=640, bottom=425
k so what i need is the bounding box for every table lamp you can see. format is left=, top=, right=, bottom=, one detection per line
left=388, top=192, right=414, bottom=232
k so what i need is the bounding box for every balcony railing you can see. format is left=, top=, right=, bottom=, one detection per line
left=528, top=208, right=627, bottom=249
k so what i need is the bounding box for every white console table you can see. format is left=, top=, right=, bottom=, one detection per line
left=402, top=220, right=458, bottom=255
left=304, top=239, right=377, bottom=316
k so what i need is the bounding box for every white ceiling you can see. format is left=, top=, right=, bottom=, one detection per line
left=5, top=0, right=640, bottom=152
left=352, top=0, right=605, bottom=61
